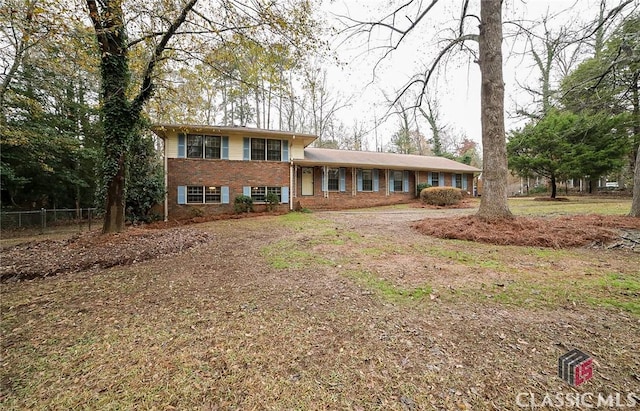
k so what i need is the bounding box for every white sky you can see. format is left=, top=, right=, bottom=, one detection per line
left=319, top=0, right=613, bottom=151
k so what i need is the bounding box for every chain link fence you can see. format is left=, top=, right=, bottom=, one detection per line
left=1, top=208, right=99, bottom=235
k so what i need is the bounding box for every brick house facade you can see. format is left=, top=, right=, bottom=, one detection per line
left=152, top=125, right=480, bottom=220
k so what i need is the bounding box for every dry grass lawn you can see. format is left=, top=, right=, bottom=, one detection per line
left=1, top=197, right=639, bottom=409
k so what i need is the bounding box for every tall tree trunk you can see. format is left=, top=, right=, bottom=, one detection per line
left=87, top=0, right=133, bottom=234
left=255, top=86, right=261, bottom=128
left=630, top=72, right=640, bottom=217
left=267, top=85, right=272, bottom=129
left=476, top=0, right=513, bottom=220
left=278, top=71, right=284, bottom=130
left=550, top=173, right=557, bottom=199
left=87, top=0, right=197, bottom=232
left=631, top=144, right=640, bottom=217
left=100, top=54, right=134, bottom=234
left=595, top=0, right=606, bottom=58
left=223, top=80, right=228, bottom=125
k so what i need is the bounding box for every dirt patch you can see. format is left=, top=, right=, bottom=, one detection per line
left=533, top=197, right=570, bottom=201
left=413, top=214, right=640, bottom=248
left=144, top=210, right=288, bottom=229
left=0, top=227, right=213, bottom=281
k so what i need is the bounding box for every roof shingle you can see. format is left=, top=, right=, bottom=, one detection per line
left=296, top=148, right=481, bottom=173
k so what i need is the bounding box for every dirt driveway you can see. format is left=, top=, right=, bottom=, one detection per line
left=2, top=207, right=639, bottom=410
left=318, top=207, right=475, bottom=235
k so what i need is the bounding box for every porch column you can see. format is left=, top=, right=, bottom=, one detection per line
left=385, top=169, right=390, bottom=196
left=352, top=168, right=356, bottom=196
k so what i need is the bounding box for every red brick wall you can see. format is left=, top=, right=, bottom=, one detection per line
left=167, top=159, right=290, bottom=219
left=415, top=171, right=428, bottom=186
left=293, top=167, right=417, bottom=210
left=165, top=160, right=476, bottom=218
left=443, top=173, right=452, bottom=187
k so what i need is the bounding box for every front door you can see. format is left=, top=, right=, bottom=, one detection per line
left=301, top=167, right=314, bottom=196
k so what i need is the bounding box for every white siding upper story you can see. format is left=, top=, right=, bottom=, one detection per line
left=165, top=133, right=178, bottom=158
left=155, top=126, right=312, bottom=161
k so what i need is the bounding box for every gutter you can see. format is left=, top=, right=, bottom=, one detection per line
left=289, top=160, right=294, bottom=211
left=293, top=160, right=480, bottom=173
left=163, top=137, right=168, bottom=221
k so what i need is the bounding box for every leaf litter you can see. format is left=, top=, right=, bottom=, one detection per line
left=1, top=227, right=213, bottom=281
left=413, top=214, right=640, bottom=248
left=1, top=210, right=639, bottom=410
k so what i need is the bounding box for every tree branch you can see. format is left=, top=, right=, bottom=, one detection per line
left=338, top=0, right=441, bottom=79
left=582, top=0, right=636, bottom=41
left=86, top=0, right=108, bottom=49
left=459, top=0, right=470, bottom=38
left=132, top=0, right=199, bottom=114
left=393, top=33, right=479, bottom=108
left=127, top=31, right=212, bottom=48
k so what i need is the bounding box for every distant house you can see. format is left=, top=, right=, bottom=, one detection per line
left=151, top=124, right=481, bottom=220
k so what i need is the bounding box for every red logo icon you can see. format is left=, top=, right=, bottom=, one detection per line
left=559, top=349, right=593, bottom=386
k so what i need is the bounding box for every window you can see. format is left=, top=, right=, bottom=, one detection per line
left=267, top=140, right=282, bottom=161
left=327, top=168, right=340, bottom=191
left=204, top=136, right=221, bottom=159
left=251, top=138, right=266, bottom=160
left=186, top=186, right=221, bottom=203
left=455, top=174, right=463, bottom=189
left=267, top=186, right=282, bottom=201
left=187, top=135, right=203, bottom=158
left=205, top=186, right=221, bottom=203
left=249, top=138, right=282, bottom=161
left=187, top=134, right=221, bottom=159
left=251, top=186, right=282, bottom=203
left=431, top=172, right=440, bottom=187
left=179, top=185, right=228, bottom=205
left=392, top=171, right=403, bottom=192
left=251, top=186, right=266, bottom=202
left=362, top=169, right=373, bottom=191
left=187, top=186, right=203, bottom=203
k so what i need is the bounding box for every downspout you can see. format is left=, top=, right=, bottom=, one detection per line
left=324, top=165, right=328, bottom=198
left=163, top=137, right=168, bottom=221
left=289, top=161, right=294, bottom=211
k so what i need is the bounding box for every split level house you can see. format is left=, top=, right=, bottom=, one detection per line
left=151, top=124, right=481, bottom=220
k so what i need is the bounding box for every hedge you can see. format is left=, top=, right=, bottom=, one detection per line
left=420, top=187, right=463, bottom=206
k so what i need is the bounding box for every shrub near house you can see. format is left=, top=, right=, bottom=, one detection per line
left=421, top=187, right=463, bottom=206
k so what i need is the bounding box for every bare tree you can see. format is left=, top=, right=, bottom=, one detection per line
left=303, top=66, right=350, bottom=140
left=418, top=96, right=446, bottom=156
left=0, top=0, right=59, bottom=123
left=341, top=0, right=512, bottom=219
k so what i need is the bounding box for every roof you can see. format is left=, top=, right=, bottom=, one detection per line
left=296, top=148, right=481, bottom=173
left=151, top=124, right=318, bottom=147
